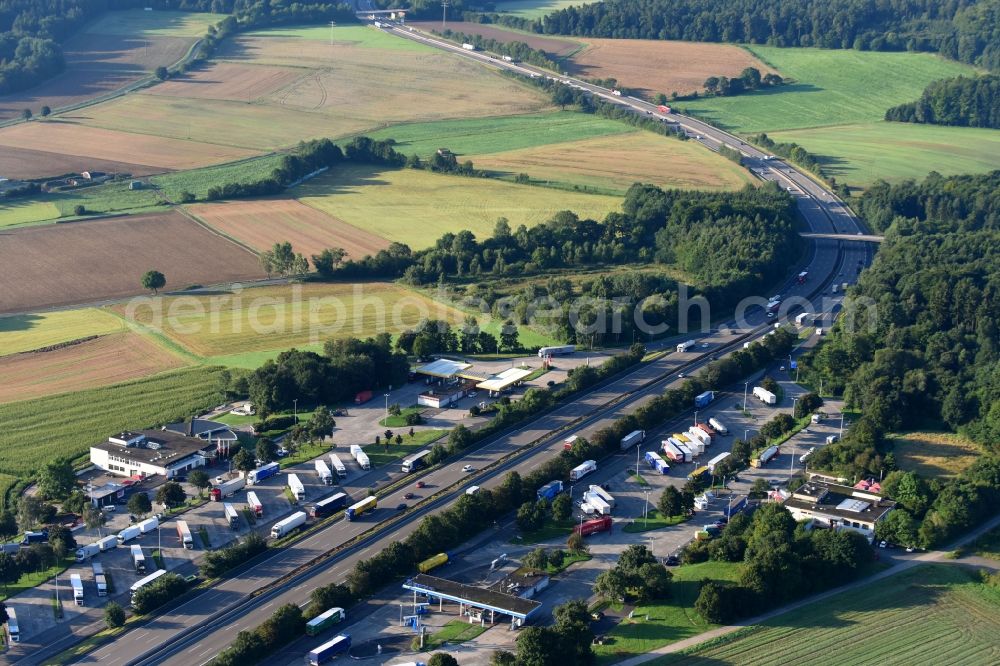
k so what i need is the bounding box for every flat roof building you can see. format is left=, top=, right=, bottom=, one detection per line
left=784, top=480, right=895, bottom=542
left=90, top=430, right=217, bottom=480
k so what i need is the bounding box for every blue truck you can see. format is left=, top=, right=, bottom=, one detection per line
left=694, top=391, right=715, bottom=409
left=644, top=451, right=670, bottom=475
left=309, top=492, right=349, bottom=519
left=309, top=634, right=351, bottom=665
left=536, top=480, right=563, bottom=501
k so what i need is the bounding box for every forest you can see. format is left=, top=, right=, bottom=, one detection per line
left=487, top=0, right=1000, bottom=71
left=885, top=74, right=1000, bottom=128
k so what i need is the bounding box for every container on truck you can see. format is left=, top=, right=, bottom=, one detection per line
left=96, top=534, right=117, bottom=551
left=306, top=607, right=346, bottom=636
left=661, top=439, right=685, bottom=463
left=694, top=391, right=715, bottom=408
left=569, top=460, right=597, bottom=481
left=310, top=492, right=348, bottom=518
left=71, top=573, right=84, bottom=605
left=223, top=502, right=240, bottom=530
left=795, top=312, right=813, bottom=326
left=687, top=428, right=711, bottom=448
left=270, top=511, right=307, bottom=539
left=7, top=607, right=18, bottom=642
left=315, top=459, right=334, bottom=485
left=288, top=474, right=306, bottom=501
left=246, top=491, right=263, bottom=517
left=562, top=435, right=578, bottom=451
left=816, top=328, right=824, bottom=336
left=583, top=492, right=612, bottom=516
left=117, top=525, right=141, bottom=545
left=574, top=515, right=612, bottom=537
left=247, top=462, right=280, bottom=485
left=75, top=542, right=101, bottom=562
left=418, top=552, right=449, bottom=573
left=502, top=55, right=513, bottom=62
left=176, top=520, right=193, bottom=549
left=752, top=445, right=779, bottom=468
left=211, top=476, right=246, bottom=500
left=727, top=495, right=748, bottom=517
left=354, top=390, right=373, bottom=404
left=677, top=442, right=695, bottom=460
left=620, top=430, right=645, bottom=450
left=538, top=345, right=574, bottom=357
left=674, top=433, right=690, bottom=444
left=345, top=496, right=377, bottom=521
left=309, top=634, right=351, bottom=665
left=706, top=452, right=730, bottom=473
left=350, top=445, right=371, bottom=470
left=696, top=423, right=717, bottom=440
left=22, top=530, right=48, bottom=545
left=797, top=270, right=809, bottom=284
left=645, top=451, right=670, bottom=475
left=131, top=544, right=146, bottom=573
left=587, top=485, right=615, bottom=507
left=657, top=104, right=671, bottom=113
left=461, top=42, right=476, bottom=50
left=536, top=480, right=563, bottom=501
left=580, top=503, right=595, bottom=515
left=753, top=386, right=777, bottom=405
left=687, top=466, right=710, bottom=483
left=329, top=454, right=347, bottom=477
left=676, top=340, right=696, bottom=353
left=401, top=449, right=432, bottom=473
left=95, top=574, right=108, bottom=596
left=138, top=517, right=159, bottom=534
left=708, top=417, right=728, bottom=435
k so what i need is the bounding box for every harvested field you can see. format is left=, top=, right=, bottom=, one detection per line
left=0, top=332, right=187, bottom=403
left=114, top=282, right=467, bottom=357
left=82, top=9, right=218, bottom=38
left=409, top=21, right=581, bottom=57
left=0, top=120, right=258, bottom=171
left=472, top=130, right=755, bottom=193
left=892, top=431, right=981, bottom=479
left=0, top=308, right=124, bottom=356
left=570, top=39, right=776, bottom=97
left=0, top=145, right=166, bottom=180
left=188, top=199, right=390, bottom=259
left=145, top=62, right=304, bottom=102
left=0, top=210, right=264, bottom=314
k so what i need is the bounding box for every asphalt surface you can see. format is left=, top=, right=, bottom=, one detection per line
left=16, top=21, right=873, bottom=666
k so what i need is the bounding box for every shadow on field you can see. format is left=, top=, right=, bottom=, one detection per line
left=0, top=312, right=43, bottom=334
left=296, top=164, right=390, bottom=195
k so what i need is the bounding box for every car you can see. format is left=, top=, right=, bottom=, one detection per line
left=779, top=365, right=786, bottom=371
left=462, top=465, right=474, bottom=473
left=395, top=503, right=408, bottom=511
left=467, top=391, right=478, bottom=398
left=404, top=492, right=415, bottom=500
left=664, top=555, right=680, bottom=566
left=415, top=481, right=426, bottom=489
left=906, top=546, right=915, bottom=553
left=333, top=408, right=348, bottom=417
left=590, top=610, right=605, bottom=620
left=767, top=312, right=776, bottom=318
left=879, top=540, right=888, bottom=548
left=716, top=517, right=729, bottom=525
left=129, top=514, right=138, bottom=524
left=700, top=342, right=709, bottom=348
left=768, top=479, right=783, bottom=487
left=678, top=372, right=686, bottom=379
left=215, top=476, right=226, bottom=484
left=713, top=520, right=726, bottom=528
left=101, top=505, right=116, bottom=513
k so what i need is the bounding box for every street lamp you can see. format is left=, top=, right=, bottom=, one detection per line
left=743, top=382, right=750, bottom=412
left=694, top=410, right=698, bottom=427
left=384, top=393, right=390, bottom=422
left=293, top=398, right=298, bottom=424
left=643, top=490, right=650, bottom=527
left=792, top=396, right=799, bottom=419
left=840, top=412, right=845, bottom=438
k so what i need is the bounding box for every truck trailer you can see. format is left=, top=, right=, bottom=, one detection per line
left=661, top=439, right=686, bottom=463
left=461, top=42, right=476, bottom=50
left=131, top=544, right=145, bottom=573
left=96, top=534, right=117, bottom=552
left=676, top=442, right=695, bottom=460
left=620, top=430, right=645, bottom=450
left=583, top=492, right=612, bottom=516
left=694, top=391, right=715, bottom=408
left=92, top=562, right=107, bottom=596
left=247, top=462, right=280, bottom=485
left=310, top=492, right=348, bottom=518
left=418, top=552, right=449, bottom=573
left=315, top=460, right=334, bottom=485
left=309, top=634, right=351, bottom=665
left=538, top=345, right=575, bottom=357
left=401, top=449, right=432, bottom=473
left=587, top=485, right=615, bottom=507
left=574, top=515, right=612, bottom=537
left=687, top=428, right=711, bottom=448
left=708, top=417, right=729, bottom=435
left=246, top=491, right=264, bottom=517
left=329, top=454, right=347, bottom=477
left=211, top=476, right=246, bottom=500
left=644, top=451, right=670, bottom=474
left=117, top=525, right=141, bottom=545
left=306, top=607, right=346, bottom=636
left=696, top=423, right=717, bottom=440
left=75, top=542, right=101, bottom=562
left=346, top=496, right=377, bottom=521
left=676, top=340, right=696, bottom=353
left=224, top=502, right=240, bottom=530
left=270, top=511, right=307, bottom=539
left=71, top=574, right=84, bottom=605
left=176, top=520, right=194, bottom=549
left=687, top=466, right=710, bottom=483
left=753, top=386, right=777, bottom=405
left=706, top=452, right=730, bottom=473
left=562, top=435, right=578, bottom=451
left=570, top=460, right=597, bottom=481
left=350, top=445, right=371, bottom=470
left=288, top=474, right=306, bottom=501
left=536, top=480, right=563, bottom=501
left=752, top=445, right=779, bottom=468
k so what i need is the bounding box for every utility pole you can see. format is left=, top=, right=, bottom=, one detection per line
left=743, top=381, right=749, bottom=412
left=441, top=0, right=449, bottom=29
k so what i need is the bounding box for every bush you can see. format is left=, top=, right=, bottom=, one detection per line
left=73, top=205, right=86, bottom=216
left=104, top=601, right=126, bottom=628
left=132, top=573, right=187, bottom=614
left=405, top=411, right=424, bottom=425
left=201, top=533, right=266, bottom=578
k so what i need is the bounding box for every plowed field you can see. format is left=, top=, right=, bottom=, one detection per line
left=145, top=62, right=304, bottom=102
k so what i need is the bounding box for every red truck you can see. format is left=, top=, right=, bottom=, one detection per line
left=574, top=516, right=612, bottom=537
left=354, top=390, right=373, bottom=405
left=658, top=105, right=671, bottom=113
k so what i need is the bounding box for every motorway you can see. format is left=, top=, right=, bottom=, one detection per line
left=30, top=22, right=873, bottom=666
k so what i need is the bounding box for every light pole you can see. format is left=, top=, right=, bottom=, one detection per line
left=792, top=396, right=799, bottom=419
left=840, top=412, right=845, bottom=438
left=384, top=393, right=390, bottom=422
left=743, top=382, right=750, bottom=412
left=744, top=428, right=750, bottom=442
left=694, top=410, right=698, bottom=427
left=293, top=398, right=298, bottom=425
left=636, top=443, right=642, bottom=479
left=643, top=490, right=650, bottom=527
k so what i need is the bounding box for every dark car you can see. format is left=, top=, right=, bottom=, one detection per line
left=416, top=481, right=426, bottom=489
left=396, top=503, right=408, bottom=511
left=404, top=492, right=415, bottom=500
left=665, top=555, right=680, bottom=566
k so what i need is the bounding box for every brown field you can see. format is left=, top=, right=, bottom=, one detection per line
left=145, top=62, right=304, bottom=102
left=0, top=210, right=265, bottom=314
left=0, top=120, right=258, bottom=172
left=188, top=199, right=390, bottom=259
left=409, top=21, right=582, bottom=57
left=893, top=431, right=981, bottom=479
left=0, top=145, right=167, bottom=180
left=472, top=131, right=755, bottom=192
left=0, top=32, right=195, bottom=122
left=570, top=39, right=776, bottom=96
left=0, top=332, right=187, bottom=403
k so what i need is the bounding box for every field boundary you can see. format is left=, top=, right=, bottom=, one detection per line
left=177, top=206, right=263, bottom=257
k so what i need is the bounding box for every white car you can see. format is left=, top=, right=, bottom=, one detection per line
left=462, top=465, right=474, bottom=473
left=678, top=372, right=686, bottom=379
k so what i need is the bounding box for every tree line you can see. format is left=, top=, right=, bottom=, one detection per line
left=885, top=74, right=1000, bottom=128
left=435, top=27, right=561, bottom=70
left=702, top=67, right=783, bottom=97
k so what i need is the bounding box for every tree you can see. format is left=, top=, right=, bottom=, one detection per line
left=311, top=248, right=347, bottom=277
left=308, top=407, right=336, bottom=441
left=658, top=485, right=683, bottom=517
left=636, top=562, right=672, bottom=601
left=0, top=602, right=8, bottom=626
left=73, top=204, right=86, bottom=216
left=552, top=599, right=595, bottom=665
left=522, top=547, right=549, bottom=570
left=127, top=492, right=152, bottom=518
left=232, top=448, right=256, bottom=473
left=156, top=482, right=186, bottom=508
left=48, top=525, right=76, bottom=559
left=500, top=320, right=520, bottom=351
left=514, top=626, right=563, bottom=666
left=179, top=191, right=196, bottom=203
left=0, top=554, right=20, bottom=593
left=256, top=437, right=277, bottom=464
left=141, top=270, right=166, bottom=294
left=428, top=653, right=459, bottom=666
left=567, top=531, right=586, bottom=553
left=0, top=511, right=16, bottom=541
left=552, top=493, right=572, bottom=521
left=82, top=504, right=106, bottom=536
left=553, top=85, right=574, bottom=109
left=155, top=66, right=169, bottom=80
left=21, top=108, right=31, bottom=120
left=17, top=496, right=56, bottom=531
left=516, top=501, right=543, bottom=532
left=38, top=458, right=76, bottom=499
left=309, top=582, right=352, bottom=615
left=740, top=66, right=762, bottom=89
left=63, top=490, right=87, bottom=514
left=104, top=601, right=126, bottom=629
left=593, top=568, right=628, bottom=602
left=703, top=76, right=720, bottom=94
left=875, top=509, right=918, bottom=547
left=188, top=469, right=211, bottom=494
left=491, top=650, right=517, bottom=666
left=40, top=105, right=50, bottom=117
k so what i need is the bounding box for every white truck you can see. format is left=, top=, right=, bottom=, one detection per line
left=224, top=502, right=240, bottom=530
left=686, top=428, right=711, bottom=448
left=138, top=517, right=159, bottom=534
left=677, top=441, right=696, bottom=460
left=753, top=445, right=779, bottom=467
left=587, top=484, right=615, bottom=508
left=676, top=340, right=696, bottom=353
left=97, top=534, right=118, bottom=551
left=570, top=460, right=597, bottom=481
left=287, top=474, right=306, bottom=501
left=707, top=452, right=731, bottom=473
left=329, top=454, right=347, bottom=478
left=620, top=430, right=645, bottom=450
left=117, top=525, right=141, bottom=545
left=753, top=386, right=777, bottom=405
left=795, top=312, right=813, bottom=326
left=583, top=492, right=612, bottom=516
left=270, top=511, right=307, bottom=539
left=92, top=562, right=107, bottom=596
left=70, top=573, right=84, bottom=605
left=176, top=520, right=194, bottom=549
left=211, top=476, right=246, bottom=500
left=461, top=42, right=476, bottom=50
left=315, top=460, right=334, bottom=486
left=246, top=491, right=264, bottom=518
left=708, top=417, right=729, bottom=435
left=75, top=542, right=101, bottom=562
left=131, top=544, right=146, bottom=573
left=350, top=445, right=371, bottom=471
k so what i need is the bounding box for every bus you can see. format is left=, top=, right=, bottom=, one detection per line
left=6, top=607, right=18, bottom=643
left=129, top=569, right=168, bottom=602
left=401, top=449, right=432, bottom=473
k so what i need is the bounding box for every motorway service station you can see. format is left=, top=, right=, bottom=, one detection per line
left=402, top=574, right=544, bottom=631
left=414, top=358, right=535, bottom=407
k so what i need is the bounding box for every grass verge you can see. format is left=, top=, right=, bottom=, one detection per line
left=622, top=510, right=688, bottom=534
left=415, top=619, right=489, bottom=651
left=362, top=429, right=448, bottom=468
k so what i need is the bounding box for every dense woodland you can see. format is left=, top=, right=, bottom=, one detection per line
left=484, top=0, right=1000, bottom=71
left=885, top=74, right=1000, bottom=128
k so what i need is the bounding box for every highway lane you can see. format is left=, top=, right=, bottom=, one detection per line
left=42, top=22, right=872, bottom=666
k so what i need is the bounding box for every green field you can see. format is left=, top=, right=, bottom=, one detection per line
left=1, top=308, right=126, bottom=355
left=150, top=154, right=286, bottom=201
left=769, top=122, right=1000, bottom=184
left=0, top=200, right=62, bottom=228
left=655, top=565, right=1000, bottom=666
left=83, top=9, right=220, bottom=37
left=244, top=24, right=435, bottom=52
left=362, top=429, right=448, bottom=468
left=595, top=560, right=742, bottom=664
left=687, top=47, right=978, bottom=133
left=0, top=365, right=225, bottom=478
left=296, top=164, right=621, bottom=249
left=0, top=181, right=165, bottom=228
left=494, top=0, right=589, bottom=19
left=364, top=112, right=633, bottom=158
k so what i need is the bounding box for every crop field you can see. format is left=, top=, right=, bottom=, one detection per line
left=187, top=199, right=390, bottom=260
left=769, top=122, right=1000, bottom=185
left=471, top=130, right=755, bottom=193
left=363, top=112, right=633, bottom=158
left=409, top=21, right=582, bottom=58
left=0, top=332, right=187, bottom=403
left=0, top=10, right=215, bottom=122
left=494, top=0, right=590, bottom=19
left=0, top=181, right=165, bottom=229
left=686, top=47, right=978, bottom=133
left=655, top=565, right=1000, bottom=666
left=0, top=308, right=125, bottom=356
left=296, top=165, right=621, bottom=248
left=145, top=62, right=304, bottom=102
left=0, top=365, right=227, bottom=477
left=0, top=210, right=264, bottom=314
left=0, top=145, right=167, bottom=181
left=0, top=120, right=258, bottom=174
left=150, top=154, right=285, bottom=200
left=891, top=431, right=981, bottom=479
left=113, top=282, right=467, bottom=359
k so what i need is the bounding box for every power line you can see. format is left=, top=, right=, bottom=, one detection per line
left=441, top=0, right=450, bottom=29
